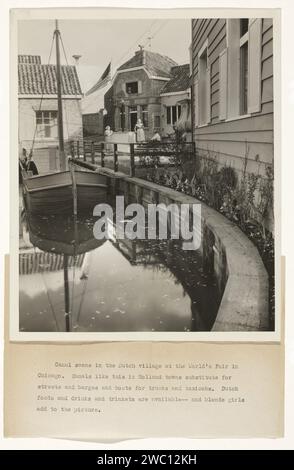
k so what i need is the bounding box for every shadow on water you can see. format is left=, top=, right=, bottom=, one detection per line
left=19, top=206, right=221, bottom=333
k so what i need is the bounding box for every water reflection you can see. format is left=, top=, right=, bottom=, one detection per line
left=19, top=210, right=220, bottom=332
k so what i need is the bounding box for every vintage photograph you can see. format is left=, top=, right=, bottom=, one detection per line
left=15, top=13, right=276, bottom=336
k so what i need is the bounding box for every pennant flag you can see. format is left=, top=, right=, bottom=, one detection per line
left=85, top=62, right=111, bottom=96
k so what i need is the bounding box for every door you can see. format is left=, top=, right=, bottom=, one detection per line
left=129, top=107, right=137, bottom=131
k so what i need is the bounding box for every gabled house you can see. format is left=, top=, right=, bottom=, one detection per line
left=104, top=48, right=177, bottom=139
left=160, top=63, right=191, bottom=138
left=18, top=54, right=83, bottom=173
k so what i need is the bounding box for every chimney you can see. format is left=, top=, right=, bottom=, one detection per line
left=137, top=45, right=146, bottom=65
left=142, top=49, right=146, bottom=65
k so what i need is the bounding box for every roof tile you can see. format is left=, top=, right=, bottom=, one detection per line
left=18, top=58, right=82, bottom=96
left=161, top=64, right=190, bottom=94
left=118, top=50, right=177, bottom=78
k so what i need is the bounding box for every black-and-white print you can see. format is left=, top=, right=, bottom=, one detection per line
left=17, top=16, right=275, bottom=335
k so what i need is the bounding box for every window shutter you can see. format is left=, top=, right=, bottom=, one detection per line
left=248, top=18, right=262, bottom=113
left=138, top=81, right=142, bottom=94
left=206, top=66, right=211, bottom=124
left=219, top=48, right=228, bottom=120
left=194, top=78, right=199, bottom=127
left=227, top=19, right=241, bottom=119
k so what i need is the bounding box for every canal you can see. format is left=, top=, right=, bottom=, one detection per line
left=19, top=205, right=221, bottom=333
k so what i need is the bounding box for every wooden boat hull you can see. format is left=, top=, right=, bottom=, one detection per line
left=23, top=170, right=108, bottom=214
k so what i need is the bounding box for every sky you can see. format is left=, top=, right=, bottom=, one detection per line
left=18, top=18, right=191, bottom=96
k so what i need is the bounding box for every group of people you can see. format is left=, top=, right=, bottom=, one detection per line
left=19, top=148, right=38, bottom=184
left=104, top=119, right=162, bottom=143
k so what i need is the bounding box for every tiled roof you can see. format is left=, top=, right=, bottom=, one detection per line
left=18, top=55, right=41, bottom=64
left=18, top=56, right=82, bottom=96
left=161, top=64, right=190, bottom=94
left=118, top=50, right=177, bottom=78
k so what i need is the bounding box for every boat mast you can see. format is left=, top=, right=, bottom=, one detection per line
left=54, top=20, right=66, bottom=171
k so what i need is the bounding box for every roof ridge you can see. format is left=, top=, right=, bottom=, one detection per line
left=118, top=49, right=177, bottom=78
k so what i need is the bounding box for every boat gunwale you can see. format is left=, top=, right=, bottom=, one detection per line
left=24, top=182, right=107, bottom=193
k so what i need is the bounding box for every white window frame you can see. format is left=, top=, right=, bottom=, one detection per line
left=35, top=110, right=58, bottom=140
left=225, top=18, right=261, bottom=121
left=166, top=105, right=182, bottom=126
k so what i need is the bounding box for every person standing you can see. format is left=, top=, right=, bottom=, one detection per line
left=104, top=126, right=113, bottom=153
left=134, top=119, right=145, bottom=142
left=19, top=149, right=28, bottom=184
left=26, top=151, right=39, bottom=175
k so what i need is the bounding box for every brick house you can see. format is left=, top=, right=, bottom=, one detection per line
left=160, top=64, right=191, bottom=138
left=191, top=18, right=274, bottom=177
left=104, top=48, right=177, bottom=140
left=18, top=54, right=83, bottom=173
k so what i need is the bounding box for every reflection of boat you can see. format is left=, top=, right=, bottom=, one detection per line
left=21, top=20, right=107, bottom=215
left=24, top=211, right=105, bottom=332
left=26, top=212, right=104, bottom=256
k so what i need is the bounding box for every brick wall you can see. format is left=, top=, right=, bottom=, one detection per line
left=105, top=69, right=168, bottom=139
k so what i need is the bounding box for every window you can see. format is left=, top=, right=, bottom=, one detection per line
left=198, top=42, right=210, bottom=125
left=120, top=103, right=126, bottom=131
left=154, top=115, right=160, bottom=129
left=141, top=105, right=148, bottom=127
left=166, top=105, right=181, bottom=125
left=126, top=81, right=138, bottom=94
left=226, top=18, right=262, bottom=118
left=240, top=18, right=249, bottom=36
left=36, top=110, right=58, bottom=138
left=240, top=19, right=249, bottom=115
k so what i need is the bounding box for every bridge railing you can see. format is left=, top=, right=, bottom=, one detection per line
left=67, top=140, right=196, bottom=177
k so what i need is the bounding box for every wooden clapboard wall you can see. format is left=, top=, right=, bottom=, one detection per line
left=191, top=18, right=274, bottom=176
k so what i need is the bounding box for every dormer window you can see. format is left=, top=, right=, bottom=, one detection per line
left=126, top=81, right=138, bottom=94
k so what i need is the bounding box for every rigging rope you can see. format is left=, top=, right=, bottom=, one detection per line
left=32, top=244, right=60, bottom=332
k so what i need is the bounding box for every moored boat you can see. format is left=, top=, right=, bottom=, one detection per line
left=22, top=169, right=107, bottom=214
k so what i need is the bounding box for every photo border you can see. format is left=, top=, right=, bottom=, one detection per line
left=10, top=6, right=282, bottom=342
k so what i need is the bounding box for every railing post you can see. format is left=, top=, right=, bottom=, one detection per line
left=130, top=143, right=135, bottom=177
left=77, top=141, right=80, bottom=159
left=101, top=142, right=105, bottom=167
left=70, top=141, right=75, bottom=159
left=83, top=140, right=86, bottom=162
left=91, top=141, right=95, bottom=164
left=114, top=143, right=118, bottom=172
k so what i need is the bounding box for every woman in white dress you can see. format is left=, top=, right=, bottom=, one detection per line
left=104, top=126, right=113, bottom=153
left=134, top=119, right=145, bottom=142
